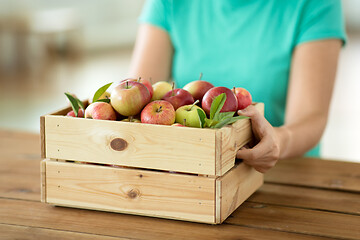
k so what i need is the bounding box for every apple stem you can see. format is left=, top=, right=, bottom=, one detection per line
left=126, top=81, right=129, bottom=89
left=232, top=86, right=236, bottom=94
left=137, top=77, right=141, bottom=82
left=156, top=106, right=163, bottom=113
left=171, top=82, right=175, bottom=96
left=189, top=100, right=199, bottom=111
left=199, top=72, right=203, bottom=80
left=183, top=119, right=186, bottom=126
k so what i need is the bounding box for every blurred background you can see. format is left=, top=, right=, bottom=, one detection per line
left=0, top=0, right=359, bottom=162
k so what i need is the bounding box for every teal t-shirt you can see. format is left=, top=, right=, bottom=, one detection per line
left=139, top=0, right=346, bottom=157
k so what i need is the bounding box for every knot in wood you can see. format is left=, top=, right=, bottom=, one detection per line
left=127, top=188, right=140, bottom=199
left=110, top=138, right=128, bottom=151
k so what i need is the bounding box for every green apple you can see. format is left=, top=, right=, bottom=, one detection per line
left=175, top=101, right=205, bottom=128
left=152, top=81, right=173, bottom=101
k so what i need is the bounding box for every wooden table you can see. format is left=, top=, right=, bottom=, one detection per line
left=1, top=130, right=359, bottom=240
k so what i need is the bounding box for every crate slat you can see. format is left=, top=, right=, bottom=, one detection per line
left=45, top=116, right=217, bottom=175
left=45, top=160, right=216, bottom=223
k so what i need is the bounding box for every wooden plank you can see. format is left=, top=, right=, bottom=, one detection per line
left=227, top=202, right=360, bottom=240
left=45, top=160, right=215, bottom=223
left=217, top=103, right=264, bottom=176
left=249, top=183, right=360, bottom=215
left=0, top=199, right=335, bottom=240
left=218, top=163, right=263, bottom=222
left=0, top=130, right=41, bottom=201
left=45, top=115, right=217, bottom=175
left=40, top=116, right=46, bottom=158
left=266, top=157, right=360, bottom=192
left=0, top=223, right=129, bottom=240
left=40, top=160, right=46, bottom=202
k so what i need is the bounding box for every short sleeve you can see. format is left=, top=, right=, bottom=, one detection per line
left=295, top=0, right=347, bottom=46
left=138, top=0, right=171, bottom=32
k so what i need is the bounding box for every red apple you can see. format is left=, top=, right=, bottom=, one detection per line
left=110, top=81, right=150, bottom=116
left=121, top=77, right=153, bottom=99
left=233, top=87, right=252, bottom=110
left=141, top=100, right=175, bottom=125
left=66, top=109, right=84, bottom=118
left=183, top=74, right=214, bottom=102
left=202, top=87, right=238, bottom=116
left=84, top=102, right=116, bottom=120
left=162, top=89, right=194, bottom=110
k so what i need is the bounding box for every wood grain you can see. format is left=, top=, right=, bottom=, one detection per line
left=249, top=183, right=360, bottom=215
left=266, top=157, right=360, bottom=192
left=0, top=223, right=129, bottom=240
left=217, top=163, right=263, bottom=223
left=227, top=202, right=360, bottom=240
left=0, top=199, right=335, bottom=240
left=45, top=115, right=217, bottom=175
left=0, top=130, right=41, bottom=201
left=45, top=160, right=216, bottom=223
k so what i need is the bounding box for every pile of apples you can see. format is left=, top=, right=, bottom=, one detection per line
left=65, top=74, right=252, bottom=128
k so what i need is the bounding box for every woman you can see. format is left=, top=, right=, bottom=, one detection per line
left=128, top=0, right=346, bottom=173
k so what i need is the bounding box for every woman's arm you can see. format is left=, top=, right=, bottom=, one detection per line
left=128, top=24, right=173, bottom=82
left=237, top=39, right=342, bottom=173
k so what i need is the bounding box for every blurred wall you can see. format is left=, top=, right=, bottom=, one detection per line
left=0, top=0, right=145, bottom=51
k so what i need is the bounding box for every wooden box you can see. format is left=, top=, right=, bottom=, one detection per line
left=40, top=102, right=264, bottom=224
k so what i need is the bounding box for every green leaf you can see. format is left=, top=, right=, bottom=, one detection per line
left=76, top=98, right=84, bottom=109
left=92, top=82, right=113, bottom=103
left=213, top=118, right=233, bottom=129
left=96, top=98, right=111, bottom=103
left=210, top=93, right=226, bottom=120
left=197, top=109, right=206, bottom=128
left=218, top=111, right=235, bottom=121
left=213, top=116, right=250, bottom=129
left=65, top=92, right=80, bottom=117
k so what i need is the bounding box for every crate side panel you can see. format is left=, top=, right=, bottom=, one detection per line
left=45, top=116, right=216, bottom=175
left=219, top=163, right=263, bottom=222
left=46, top=161, right=215, bottom=223
left=40, top=160, right=47, bottom=202
left=218, top=103, right=265, bottom=176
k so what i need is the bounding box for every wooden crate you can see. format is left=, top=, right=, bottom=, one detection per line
left=41, top=102, right=264, bottom=176
left=40, top=102, right=264, bottom=224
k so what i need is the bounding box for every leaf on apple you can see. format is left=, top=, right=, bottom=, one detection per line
left=210, top=93, right=226, bottom=120
left=92, top=82, right=113, bottom=103
left=96, top=98, right=111, bottom=103
left=213, top=115, right=249, bottom=129
left=65, top=92, right=81, bottom=117
left=197, top=109, right=206, bottom=128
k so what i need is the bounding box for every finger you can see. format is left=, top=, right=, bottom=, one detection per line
left=238, top=105, right=269, bottom=136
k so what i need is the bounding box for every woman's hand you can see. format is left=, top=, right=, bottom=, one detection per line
left=236, top=105, right=281, bottom=173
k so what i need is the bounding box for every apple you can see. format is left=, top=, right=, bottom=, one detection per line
left=183, top=73, right=214, bottom=102
left=162, top=89, right=194, bottom=110
left=121, top=77, right=153, bottom=99
left=110, top=81, right=150, bottom=116
left=84, top=102, right=116, bottom=120
left=66, top=109, right=84, bottom=118
left=175, top=100, right=205, bottom=128
left=202, top=87, right=238, bottom=116
left=151, top=81, right=173, bottom=101
left=141, top=100, right=175, bottom=125
left=89, top=91, right=110, bottom=104
left=233, top=87, right=252, bottom=110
